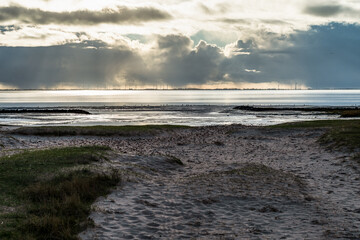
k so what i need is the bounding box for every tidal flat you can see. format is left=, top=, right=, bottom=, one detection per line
left=0, top=121, right=359, bottom=239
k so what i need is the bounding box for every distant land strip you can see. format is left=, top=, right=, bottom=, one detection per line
left=0, top=109, right=91, bottom=114
left=234, top=106, right=360, bottom=118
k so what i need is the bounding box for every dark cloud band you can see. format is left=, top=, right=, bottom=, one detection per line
left=304, top=4, right=358, bottom=17
left=0, top=23, right=359, bottom=89
left=0, top=6, right=172, bottom=25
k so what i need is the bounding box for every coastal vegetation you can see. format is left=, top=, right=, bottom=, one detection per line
left=272, top=120, right=360, bottom=160
left=11, top=125, right=189, bottom=137
left=234, top=106, right=360, bottom=118
left=0, top=146, right=120, bottom=240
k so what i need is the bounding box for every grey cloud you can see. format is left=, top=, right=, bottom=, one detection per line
left=236, top=40, right=255, bottom=51
left=0, top=5, right=172, bottom=25
left=198, top=3, right=229, bottom=15
left=157, top=34, right=192, bottom=57
left=304, top=5, right=342, bottom=16
left=218, top=18, right=249, bottom=24
left=304, top=4, right=358, bottom=17
left=222, top=23, right=360, bottom=88
left=1, top=23, right=360, bottom=89
left=261, top=19, right=290, bottom=25
left=157, top=39, right=225, bottom=86
left=199, top=3, right=213, bottom=15
left=0, top=24, right=20, bottom=34
left=218, top=18, right=289, bottom=26
left=0, top=42, right=150, bottom=88
left=0, top=36, right=225, bottom=89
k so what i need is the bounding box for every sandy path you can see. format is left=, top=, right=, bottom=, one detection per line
left=2, top=125, right=360, bottom=239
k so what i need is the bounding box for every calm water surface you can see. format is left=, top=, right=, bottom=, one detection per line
left=0, top=90, right=359, bottom=107
left=0, top=90, right=359, bottom=126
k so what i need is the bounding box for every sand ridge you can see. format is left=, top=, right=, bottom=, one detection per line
left=1, top=125, right=360, bottom=239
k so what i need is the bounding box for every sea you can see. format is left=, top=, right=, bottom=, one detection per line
left=0, top=90, right=359, bottom=126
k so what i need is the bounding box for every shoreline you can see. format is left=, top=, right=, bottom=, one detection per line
left=0, top=121, right=359, bottom=239
left=1, top=105, right=360, bottom=128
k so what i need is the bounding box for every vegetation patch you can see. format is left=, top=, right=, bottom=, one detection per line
left=11, top=125, right=190, bottom=137
left=166, top=155, right=184, bottom=166
left=272, top=120, right=360, bottom=151
left=234, top=106, right=360, bottom=118
left=0, top=146, right=120, bottom=240
left=272, top=119, right=360, bottom=162
left=330, top=109, right=360, bottom=118
left=319, top=122, right=360, bottom=152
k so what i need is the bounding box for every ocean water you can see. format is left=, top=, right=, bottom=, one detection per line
left=0, top=90, right=359, bottom=126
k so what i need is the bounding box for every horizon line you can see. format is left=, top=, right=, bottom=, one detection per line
left=1, top=87, right=360, bottom=91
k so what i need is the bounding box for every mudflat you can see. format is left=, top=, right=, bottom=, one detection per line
left=1, top=123, right=359, bottom=239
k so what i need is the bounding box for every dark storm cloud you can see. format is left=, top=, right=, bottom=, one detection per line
left=157, top=34, right=192, bottom=56
left=157, top=36, right=225, bottom=86
left=0, top=23, right=359, bottom=89
left=0, top=5, right=172, bottom=25
left=304, top=4, right=359, bottom=17
left=222, top=23, right=360, bottom=88
left=0, top=42, right=150, bottom=88
left=153, top=23, right=360, bottom=88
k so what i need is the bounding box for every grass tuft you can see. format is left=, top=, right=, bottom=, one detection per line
left=22, top=171, right=120, bottom=240
left=0, top=146, right=120, bottom=240
left=272, top=120, right=360, bottom=153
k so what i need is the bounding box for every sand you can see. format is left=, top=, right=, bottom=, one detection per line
left=1, top=125, right=360, bottom=239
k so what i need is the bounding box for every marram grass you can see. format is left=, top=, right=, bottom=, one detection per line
left=0, top=146, right=120, bottom=240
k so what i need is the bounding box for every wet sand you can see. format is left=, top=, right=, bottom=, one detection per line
left=1, top=125, right=360, bottom=239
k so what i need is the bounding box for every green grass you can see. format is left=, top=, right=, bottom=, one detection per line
left=11, top=125, right=190, bottom=137
left=0, top=146, right=120, bottom=240
left=330, top=109, right=360, bottom=118
left=269, top=119, right=360, bottom=129
left=272, top=120, right=360, bottom=152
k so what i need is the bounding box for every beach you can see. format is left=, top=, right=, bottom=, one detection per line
left=1, top=123, right=359, bottom=239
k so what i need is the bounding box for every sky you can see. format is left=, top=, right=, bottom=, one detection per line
left=0, top=0, right=359, bottom=89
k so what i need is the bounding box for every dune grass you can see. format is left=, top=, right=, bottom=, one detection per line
left=0, top=146, right=120, bottom=240
left=272, top=120, right=360, bottom=155
left=330, top=109, right=360, bottom=118
left=11, top=125, right=190, bottom=137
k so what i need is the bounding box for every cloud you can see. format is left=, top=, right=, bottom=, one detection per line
left=157, top=34, right=192, bottom=57
left=0, top=41, right=148, bottom=88
left=0, top=5, right=172, bottom=25
left=304, top=5, right=343, bottom=17
left=0, top=23, right=360, bottom=89
left=0, top=25, right=20, bottom=34
left=304, top=4, right=359, bottom=17
left=191, top=30, right=238, bottom=47
left=223, top=23, right=360, bottom=88
left=198, top=3, right=213, bottom=15
left=198, top=3, right=229, bottom=15
left=157, top=37, right=225, bottom=86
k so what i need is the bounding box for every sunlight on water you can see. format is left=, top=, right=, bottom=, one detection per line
left=0, top=90, right=359, bottom=126
left=0, top=90, right=359, bottom=107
